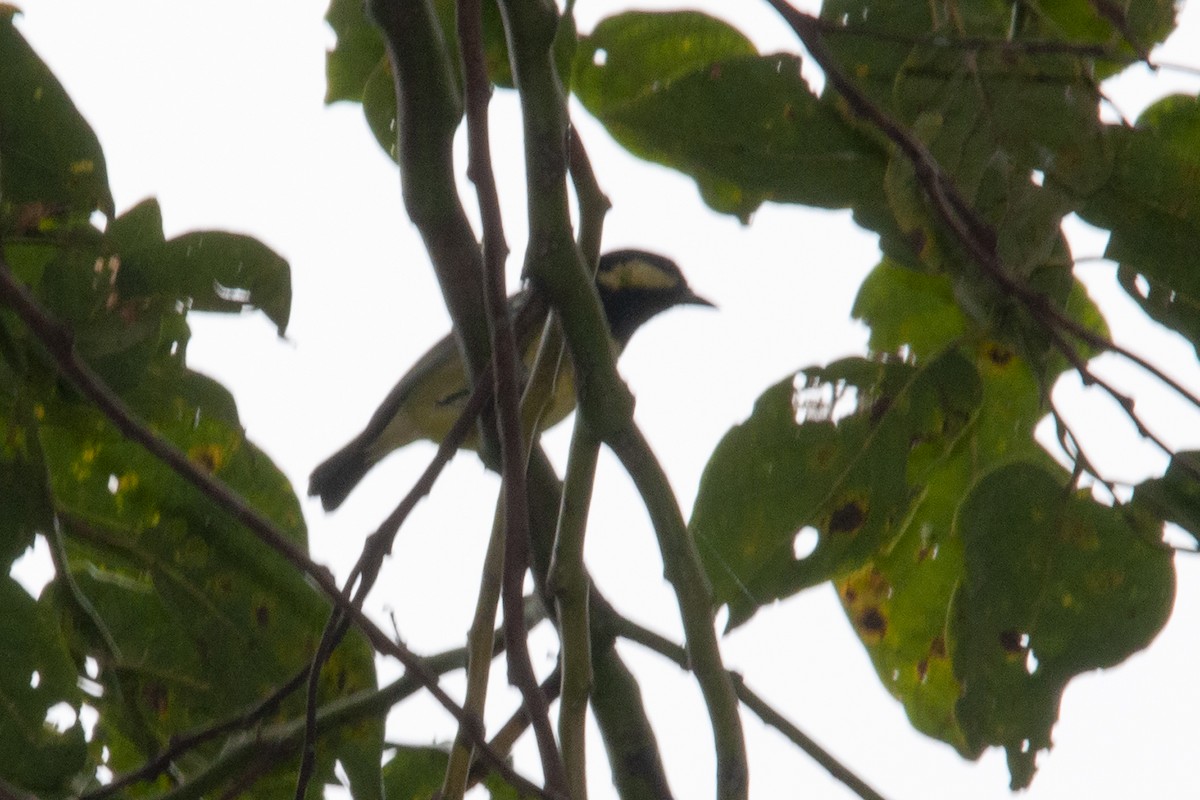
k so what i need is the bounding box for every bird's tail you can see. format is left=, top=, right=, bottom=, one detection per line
left=308, top=440, right=372, bottom=511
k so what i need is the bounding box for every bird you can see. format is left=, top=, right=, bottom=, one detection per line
left=308, top=249, right=713, bottom=511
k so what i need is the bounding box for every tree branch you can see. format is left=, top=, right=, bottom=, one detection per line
left=614, top=618, right=888, bottom=800
left=608, top=427, right=748, bottom=800
left=495, top=0, right=635, bottom=442
left=457, top=0, right=565, bottom=792
left=365, top=0, right=492, bottom=389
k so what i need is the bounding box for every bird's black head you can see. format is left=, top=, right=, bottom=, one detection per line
left=594, top=249, right=714, bottom=346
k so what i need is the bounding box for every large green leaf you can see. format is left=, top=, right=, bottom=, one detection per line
left=952, top=462, right=1174, bottom=789
left=575, top=13, right=885, bottom=220
left=692, top=350, right=981, bottom=627
left=106, top=198, right=292, bottom=335
left=40, top=390, right=380, bottom=792
left=0, top=11, right=113, bottom=223
left=1078, top=95, right=1200, bottom=356
left=833, top=337, right=1060, bottom=755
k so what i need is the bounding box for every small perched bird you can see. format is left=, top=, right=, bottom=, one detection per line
left=308, top=249, right=713, bottom=511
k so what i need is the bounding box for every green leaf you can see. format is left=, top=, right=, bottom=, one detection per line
left=380, top=745, right=521, bottom=800
left=832, top=339, right=1058, bottom=754
left=38, top=388, right=379, bottom=787
left=325, top=0, right=532, bottom=162
left=325, top=0, right=386, bottom=104
left=835, top=476, right=971, bottom=754
left=575, top=16, right=885, bottom=221
left=852, top=259, right=969, bottom=359
left=0, top=386, right=51, bottom=571
left=575, top=11, right=757, bottom=112
left=1079, top=95, right=1200, bottom=356
left=953, top=462, right=1175, bottom=789
left=1131, top=451, right=1200, bottom=547
left=0, top=11, right=113, bottom=223
left=106, top=199, right=293, bottom=335
left=0, top=576, right=88, bottom=794
left=692, top=350, right=982, bottom=627
left=381, top=746, right=448, bottom=800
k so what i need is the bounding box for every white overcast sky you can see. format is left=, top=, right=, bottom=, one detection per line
left=13, top=1, right=1200, bottom=798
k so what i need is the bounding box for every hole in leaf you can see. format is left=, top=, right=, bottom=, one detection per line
left=80, top=704, right=99, bottom=741
left=85, top=657, right=99, bottom=679
left=1026, top=648, right=1040, bottom=675
left=794, top=379, right=859, bottom=424
left=1031, top=169, right=1045, bottom=186
left=593, top=48, right=607, bottom=66
left=793, top=526, right=819, bottom=560
left=30, top=671, right=40, bottom=689
left=1133, top=274, right=1150, bottom=298
left=107, top=474, right=119, bottom=494
left=44, top=702, right=77, bottom=732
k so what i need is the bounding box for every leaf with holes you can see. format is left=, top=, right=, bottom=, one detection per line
left=0, top=576, right=87, bottom=795
left=833, top=338, right=1059, bottom=754
left=952, top=462, right=1174, bottom=789
left=692, top=350, right=981, bottom=628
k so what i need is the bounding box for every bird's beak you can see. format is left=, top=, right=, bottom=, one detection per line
left=684, top=289, right=717, bottom=309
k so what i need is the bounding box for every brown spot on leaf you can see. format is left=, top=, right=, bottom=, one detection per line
left=916, top=658, right=929, bottom=682
left=857, top=607, right=887, bottom=641
left=870, top=394, right=893, bottom=424
left=189, top=444, right=224, bottom=473
left=999, top=629, right=1027, bottom=654
left=709, top=63, right=722, bottom=80
left=143, top=681, right=169, bottom=718
left=829, top=500, right=866, bottom=534
left=929, top=636, right=946, bottom=658
left=983, top=341, right=1014, bottom=367
left=255, top=604, right=270, bottom=628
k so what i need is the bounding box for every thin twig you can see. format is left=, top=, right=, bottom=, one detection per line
left=465, top=667, right=564, bottom=792
left=614, top=618, right=889, bottom=800
left=458, top=0, right=566, bottom=793
left=295, top=374, right=489, bottom=799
